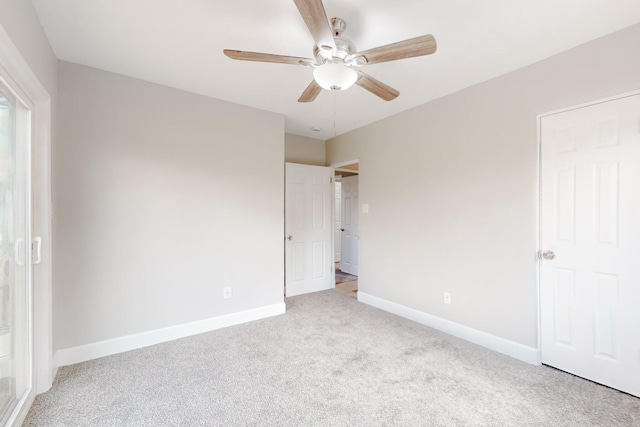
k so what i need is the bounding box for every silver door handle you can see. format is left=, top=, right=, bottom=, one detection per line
left=542, top=250, right=555, bottom=260
left=286, top=235, right=292, bottom=241
left=32, top=237, right=42, bottom=264
left=14, top=237, right=24, bottom=266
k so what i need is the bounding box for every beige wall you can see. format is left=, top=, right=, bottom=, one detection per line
left=327, top=23, right=640, bottom=348
left=285, top=133, right=326, bottom=166
left=55, top=62, right=285, bottom=350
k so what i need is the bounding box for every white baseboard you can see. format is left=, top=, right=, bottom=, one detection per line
left=56, top=302, right=286, bottom=367
left=357, top=292, right=541, bottom=365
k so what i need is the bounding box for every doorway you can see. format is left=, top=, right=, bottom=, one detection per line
left=333, top=161, right=359, bottom=298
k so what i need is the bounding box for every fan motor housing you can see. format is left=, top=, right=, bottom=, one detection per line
left=313, top=17, right=356, bottom=64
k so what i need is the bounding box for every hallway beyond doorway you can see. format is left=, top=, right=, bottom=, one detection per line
left=335, top=262, right=357, bottom=298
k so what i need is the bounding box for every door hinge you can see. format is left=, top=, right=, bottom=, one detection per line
left=330, top=177, right=333, bottom=183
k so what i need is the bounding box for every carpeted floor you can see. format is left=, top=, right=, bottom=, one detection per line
left=25, top=290, right=640, bottom=426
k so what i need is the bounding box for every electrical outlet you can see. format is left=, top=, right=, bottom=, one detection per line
left=443, top=292, right=451, bottom=305
left=223, top=287, right=232, bottom=299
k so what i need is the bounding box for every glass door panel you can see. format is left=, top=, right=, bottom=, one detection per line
left=0, top=81, right=32, bottom=425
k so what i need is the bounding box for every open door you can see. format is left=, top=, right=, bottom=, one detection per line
left=285, top=163, right=332, bottom=297
left=334, top=180, right=341, bottom=263
left=340, top=175, right=359, bottom=276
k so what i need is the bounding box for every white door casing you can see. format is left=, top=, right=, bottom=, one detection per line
left=340, top=175, right=359, bottom=276
left=0, top=24, right=54, bottom=405
left=334, top=180, right=341, bottom=263
left=0, top=74, right=33, bottom=426
left=540, top=93, right=640, bottom=397
left=285, top=163, right=332, bottom=297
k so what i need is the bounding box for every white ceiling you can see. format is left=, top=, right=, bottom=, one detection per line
left=31, top=0, right=640, bottom=140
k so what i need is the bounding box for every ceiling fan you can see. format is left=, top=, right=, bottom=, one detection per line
left=223, top=0, right=437, bottom=102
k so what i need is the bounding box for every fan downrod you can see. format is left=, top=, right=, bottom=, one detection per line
left=330, top=17, right=346, bottom=37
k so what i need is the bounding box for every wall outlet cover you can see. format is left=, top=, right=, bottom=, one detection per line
left=443, top=292, right=451, bottom=305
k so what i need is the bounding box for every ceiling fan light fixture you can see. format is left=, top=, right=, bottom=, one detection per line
left=313, top=62, right=357, bottom=91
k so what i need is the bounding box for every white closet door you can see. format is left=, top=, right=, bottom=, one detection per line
left=540, top=93, right=640, bottom=397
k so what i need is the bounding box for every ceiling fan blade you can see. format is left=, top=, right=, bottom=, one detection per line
left=356, top=72, right=399, bottom=101
left=298, top=80, right=322, bottom=102
left=293, top=0, right=337, bottom=53
left=224, top=49, right=313, bottom=66
left=355, top=34, right=437, bottom=65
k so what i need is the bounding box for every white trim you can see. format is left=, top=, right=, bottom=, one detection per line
left=5, top=393, right=35, bottom=427
left=0, top=22, right=53, bottom=410
left=334, top=167, right=359, bottom=175
left=540, top=89, right=640, bottom=118
left=56, top=303, right=286, bottom=367
left=330, top=159, right=360, bottom=170
left=535, top=114, right=543, bottom=354
left=358, top=292, right=541, bottom=365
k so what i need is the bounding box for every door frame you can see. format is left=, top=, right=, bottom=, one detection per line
left=0, top=23, right=54, bottom=422
left=536, top=89, right=640, bottom=364
left=330, top=159, right=359, bottom=286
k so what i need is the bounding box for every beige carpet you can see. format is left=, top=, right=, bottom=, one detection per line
left=25, top=290, right=640, bottom=426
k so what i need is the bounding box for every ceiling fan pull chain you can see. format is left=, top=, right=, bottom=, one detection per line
left=333, top=91, right=337, bottom=138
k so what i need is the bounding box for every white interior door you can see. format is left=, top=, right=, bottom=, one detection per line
left=334, top=180, right=341, bottom=263
left=540, top=93, right=640, bottom=397
left=285, top=163, right=332, bottom=297
left=0, top=80, right=34, bottom=423
left=340, top=175, right=359, bottom=276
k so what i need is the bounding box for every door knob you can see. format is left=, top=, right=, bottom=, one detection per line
left=340, top=228, right=345, bottom=232
left=286, top=235, right=292, bottom=241
left=541, top=250, right=555, bottom=260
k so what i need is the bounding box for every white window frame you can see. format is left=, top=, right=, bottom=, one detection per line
left=0, top=24, right=53, bottom=425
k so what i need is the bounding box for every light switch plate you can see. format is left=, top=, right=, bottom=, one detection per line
left=361, top=203, right=369, bottom=213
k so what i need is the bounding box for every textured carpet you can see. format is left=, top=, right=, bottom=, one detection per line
left=25, top=291, right=640, bottom=426
left=335, top=269, right=357, bottom=284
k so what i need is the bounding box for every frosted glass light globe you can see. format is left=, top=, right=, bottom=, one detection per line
left=313, top=63, right=358, bottom=91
